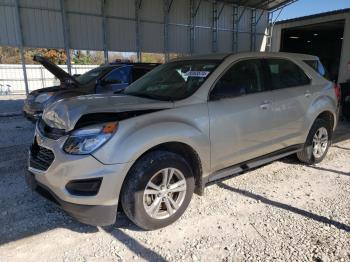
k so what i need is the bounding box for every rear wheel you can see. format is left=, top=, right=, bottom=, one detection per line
left=120, top=151, right=194, bottom=230
left=297, top=119, right=332, bottom=164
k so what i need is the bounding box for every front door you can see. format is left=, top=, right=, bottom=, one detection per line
left=208, top=59, right=275, bottom=172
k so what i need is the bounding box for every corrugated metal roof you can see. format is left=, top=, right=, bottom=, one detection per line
left=217, top=0, right=295, bottom=10
left=0, top=0, right=288, bottom=53
left=276, top=8, right=350, bottom=24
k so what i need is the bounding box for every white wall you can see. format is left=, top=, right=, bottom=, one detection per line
left=0, top=64, right=97, bottom=94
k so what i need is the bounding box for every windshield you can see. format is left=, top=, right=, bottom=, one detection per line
left=124, top=60, right=220, bottom=101
left=75, top=66, right=112, bottom=85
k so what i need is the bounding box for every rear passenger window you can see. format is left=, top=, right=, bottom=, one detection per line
left=266, top=59, right=310, bottom=90
left=211, top=59, right=265, bottom=99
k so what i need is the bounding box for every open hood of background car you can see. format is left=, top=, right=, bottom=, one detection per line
left=33, top=55, right=79, bottom=85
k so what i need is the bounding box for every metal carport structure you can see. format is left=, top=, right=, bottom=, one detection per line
left=0, top=0, right=296, bottom=94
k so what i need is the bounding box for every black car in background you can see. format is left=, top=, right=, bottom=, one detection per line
left=341, top=82, right=350, bottom=120
left=23, top=55, right=159, bottom=121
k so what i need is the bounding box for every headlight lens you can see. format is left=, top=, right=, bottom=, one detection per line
left=63, top=122, right=118, bottom=155
left=35, top=93, right=53, bottom=103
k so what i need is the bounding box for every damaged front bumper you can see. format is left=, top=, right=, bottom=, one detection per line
left=25, top=171, right=118, bottom=226
left=26, top=125, right=133, bottom=226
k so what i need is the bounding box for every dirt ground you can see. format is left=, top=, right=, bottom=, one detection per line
left=0, top=98, right=349, bottom=261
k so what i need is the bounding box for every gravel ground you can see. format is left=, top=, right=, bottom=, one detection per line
left=0, top=104, right=349, bottom=261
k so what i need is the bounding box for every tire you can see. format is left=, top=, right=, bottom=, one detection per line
left=120, top=150, right=195, bottom=230
left=297, top=119, right=332, bottom=164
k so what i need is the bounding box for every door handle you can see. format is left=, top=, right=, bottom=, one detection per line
left=260, top=100, right=271, bottom=110
left=305, top=90, right=311, bottom=98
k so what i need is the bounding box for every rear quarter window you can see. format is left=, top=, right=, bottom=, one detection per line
left=303, top=59, right=330, bottom=80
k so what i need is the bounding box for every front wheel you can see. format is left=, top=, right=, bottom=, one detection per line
left=120, top=151, right=194, bottom=230
left=297, top=119, right=332, bottom=164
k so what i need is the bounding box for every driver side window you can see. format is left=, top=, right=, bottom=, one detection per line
left=103, top=67, right=130, bottom=84
left=211, top=59, right=264, bottom=100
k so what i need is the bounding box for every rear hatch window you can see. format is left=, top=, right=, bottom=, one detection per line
left=303, top=59, right=330, bottom=80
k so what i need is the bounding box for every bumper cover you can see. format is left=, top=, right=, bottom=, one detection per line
left=26, top=171, right=117, bottom=226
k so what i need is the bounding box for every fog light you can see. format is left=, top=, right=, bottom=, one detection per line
left=65, top=178, right=102, bottom=196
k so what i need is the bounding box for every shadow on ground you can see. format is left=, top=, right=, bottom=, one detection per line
left=217, top=182, right=350, bottom=233
left=0, top=151, right=165, bottom=260
left=0, top=98, right=24, bottom=114
left=333, top=119, right=350, bottom=143
left=0, top=173, right=166, bottom=259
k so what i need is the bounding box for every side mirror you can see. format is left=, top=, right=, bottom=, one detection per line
left=64, top=78, right=75, bottom=86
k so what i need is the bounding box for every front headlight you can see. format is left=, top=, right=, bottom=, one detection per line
left=63, top=122, right=118, bottom=155
left=35, top=93, right=53, bottom=103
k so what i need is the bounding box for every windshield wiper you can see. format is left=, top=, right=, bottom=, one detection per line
left=114, top=88, right=125, bottom=94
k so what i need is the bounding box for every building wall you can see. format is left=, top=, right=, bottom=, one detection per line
left=0, top=64, right=97, bottom=94
left=271, top=12, right=350, bottom=83
left=0, top=0, right=268, bottom=55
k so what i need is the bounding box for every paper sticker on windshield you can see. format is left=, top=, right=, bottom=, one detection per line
left=184, top=71, right=210, bottom=77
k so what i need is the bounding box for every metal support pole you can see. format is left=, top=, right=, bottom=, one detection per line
left=232, top=4, right=238, bottom=53
left=212, top=0, right=218, bottom=53
left=135, top=0, right=142, bottom=62
left=256, top=9, right=265, bottom=24
left=190, top=0, right=201, bottom=55
left=14, top=0, right=29, bottom=95
left=101, top=0, right=108, bottom=63
left=217, top=3, right=225, bottom=18
left=265, top=11, right=273, bottom=52
left=60, top=0, right=72, bottom=74
left=19, top=48, right=29, bottom=95
left=250, top=8, right=257, bottom=51
left=40, top=67, right=45, bottom=88
left=189, top=0, right=195, bottom=55
left=163, top=0, right=172, bottom=61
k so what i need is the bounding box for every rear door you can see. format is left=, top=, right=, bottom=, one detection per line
left=264, top=58, right=313, bottom=149
left=208, top=59, right=276, bottom=171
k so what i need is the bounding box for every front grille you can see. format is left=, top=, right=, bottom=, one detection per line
left=29, top=138, right=55, bottom=171
left=38, top=118, right=66, bottom=140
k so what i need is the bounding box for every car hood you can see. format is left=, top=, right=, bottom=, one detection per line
left=29, top=85, right=73, bottom=99
left=42, top=94, right=174, bottom=131
left=33, top=55, right=78, bottom=85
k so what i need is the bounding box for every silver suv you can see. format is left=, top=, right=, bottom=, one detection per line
left=26, top=52, right=338, bottom=230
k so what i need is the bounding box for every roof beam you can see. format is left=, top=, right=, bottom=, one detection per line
left=215, top=0, right=297, bottom=11
left=217, top=2, right=225, bottom=18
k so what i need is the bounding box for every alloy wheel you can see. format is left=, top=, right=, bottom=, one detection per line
left=312, top=127, right=328, bottom=158
left=143, top=168, right=187, bottom=219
